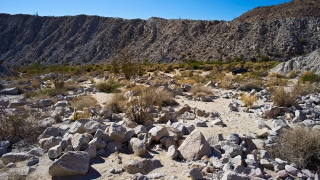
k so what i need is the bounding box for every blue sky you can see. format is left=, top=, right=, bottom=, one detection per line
left=0, top=0, right=291, bottom=21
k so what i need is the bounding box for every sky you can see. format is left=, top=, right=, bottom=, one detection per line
left=0, top=0, right=292, bottom=21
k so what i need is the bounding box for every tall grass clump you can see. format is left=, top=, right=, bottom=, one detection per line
left=70, top=95, right=100, bottom=110
left=268, top=126, right=320, bottom=171
left=190, top=85, right=214, bottom=98
left=95, top=79, right=122, bottom=93
left=240, top=93, right=257, bottom=108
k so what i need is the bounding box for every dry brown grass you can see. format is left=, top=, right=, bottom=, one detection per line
left=190, top=85, right=214, bottom=98
left=70, top=95, right=100, bottom=110
left=268, top=126, right=320, bottom=171
left=218, top=81, right=234, bottom=89
left=269, top=86, right=298, bottom=107
left=265, top=78, right=287, bottom=87
left=240, top=93, right=257, bottom=107
left=104, top=92, right=127, bottom=113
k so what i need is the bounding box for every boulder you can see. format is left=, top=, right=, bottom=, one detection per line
left=49, top=151, right=90, bottom=176
left=28, top=147, right=45, bottom=157
left=263, top=107, right=281, bottom=119
left=207, top=134, right=223, bottom=146
left=149, top=126, right=169, bottom=141
left=189, top=168, right=203, bottom=180
left=177, top=104, right=191, bottom=114
left=27, top=156, right=39, bottom=166
left=71, top=133, right=88, bottom=151
left=178, top=129, right=212, bottom=161
left=167, top=145, right=178, bottom=159
left=159, top=136, right=176, bottom=148
left=0, top=87, right=18, bottom=95
left=38, top=127, right=61, bottom=139
left=69, top=119, right=91, bottom=134
left=0, top=141, right=11, bottom=149
left=84, top=120, right=102, bottom=134
left=94, top=129, right=111, bottom=142
left=171, top=122, right=195, bottom=135
left=222, top=171, right=251, bottom=180
left=129, top=138, right=146, bottom=156
left=43, top=136, right=62, bottom=150
left=134, top=125, right=147, bottom=135
left=1, top=152, right=30, bottom=164
left=123, top=159, right=162, bottom=174
left=100, top=108, right=113, bottom=119
left=48, top=145, right=62, bottom=159
left=0, top=147, right=7, bottom=156
left=194, top=119, right=207, bottom=127
left=109, top=123, right=126, bottom=142
left=106, top=141, right=122, bottom=153
left=227, top=133, right=240, bottom=144
left=84, top=145, right=97, bottom=158
left=89, top=137, right=106, bottom=149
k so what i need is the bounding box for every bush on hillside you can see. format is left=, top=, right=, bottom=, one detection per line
left=268, top=126, right=320, bottom=171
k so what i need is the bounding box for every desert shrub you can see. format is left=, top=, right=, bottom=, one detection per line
left=105, top=92, right=127, bottom=113
left=0, top=109, right=45, bottom=142
left=95, top=78, right=122, bottom=93
left=268, top=72, right=284, bottom=78
left=71, top=107, right=92, bottom=121
left=265, top=78, right=287, bottom=87
left=180, top=70, right=194, bottom=77
left=39, top=88, right=57, bottom=96
left=70, top=95, right=99, bottom=110
left=288, top=70, right=299, bottom=79
left=54, top=79, right=64, bottom=89
left=300, top=71, right=320, bottom=83
left=125, top=87, right=178, bottom=125
left=64, top=81, right=81, bottom=92
left=269, top=86, right=298, bottom=107
left=239, top=80, right=264, bottom=91
left=268, top=126, right=320, bottom=171
left=31, top=78, right=42, bottom=89
left=240, top=93, right=257, bottom=107
left=218, top=81, right=234, bottom=89
left=190, top=85, right=214, bottom=98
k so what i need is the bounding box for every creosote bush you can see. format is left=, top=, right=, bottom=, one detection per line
left=95, top=78, right=122, bottom=93
left=240, top=93, right=257, bottom=108
left=125, top=86, right=178, bottom=125
left=70, top=95, right=100, bottom=110
left=268, top=126, right=320, bottom=171
left=190, top=85, right=214, bottom=98
left=269, top=86, right=298, bottom=107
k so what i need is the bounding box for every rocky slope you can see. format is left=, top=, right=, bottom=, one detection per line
left=270, top=48, right=320, bottom=75
left=1, top=0, right=320, bottom=67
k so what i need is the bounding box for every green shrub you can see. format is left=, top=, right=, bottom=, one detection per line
left=268, top=126, right=320, bottom=171
left=95, top=79, right=122, bottom=93
left=300, top=71, right=320, bottom=83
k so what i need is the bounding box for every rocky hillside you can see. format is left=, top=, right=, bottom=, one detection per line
left=270, top=48, right=320, bottom=75
left=1, top=0, right=320, bottom=67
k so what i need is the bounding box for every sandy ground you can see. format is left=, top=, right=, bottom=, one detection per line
left=25, top=85, right=277, bottom=180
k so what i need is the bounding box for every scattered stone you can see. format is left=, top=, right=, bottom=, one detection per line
left=84, top=145, right=97, bottom=158
left=0, top=87, right=18, bottom=95
left=48, top=145, right=62, bottom=159
left=84, top=120, right=102, bottom=134
left=89, top=137, right=107, bottom=149
left=189, top=168, right=203, bottom=180
left=285, top=165, right=299, bottom=176
left=167, top=145, right=178, bottom=159
left=49, top=151, right=90, bottom=176
left=129, top=138, right=146, bottom=156
left=149, top=126, right=169, bottom=141
left=109, top=123, right=126, bottom=142
left=227, top=133, right=240, bottom=144
left=263, top=107, right=281, bottom=119
left=43, top=136, right=62, bottom=150
left=178, top=129, right=212, bottom=161
left=106, top=141, right=122, bottom=153
left=123, top=159, right=162, bottom=174
left=26, top=157, right=39, bottom=166
left=1, top=152, right=30, bottom=164
left=71, top=133, right=88, bottom=151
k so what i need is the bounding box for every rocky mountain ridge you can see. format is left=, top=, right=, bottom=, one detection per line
left=1, top=0, right=320, bottom=67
